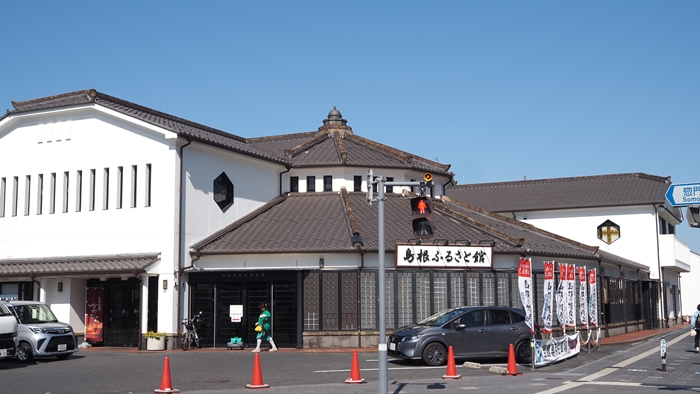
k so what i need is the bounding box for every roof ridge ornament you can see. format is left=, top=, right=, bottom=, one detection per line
left=318, top=106, right=352, bottom=134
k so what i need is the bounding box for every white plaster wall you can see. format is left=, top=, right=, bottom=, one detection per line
left=516, top=206, right=662, bottom=279
left=281, top=167, right=448, bottom=196
left=680, top=251, right=700, bottom=318
left=182, top=143, right=283, bottom=250
left=0, top=107, right=180, bottom=263
left=195, top=253, right=362, bottom=271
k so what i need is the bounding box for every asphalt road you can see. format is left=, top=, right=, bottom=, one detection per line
left=1, top=329, right=697, bottom=394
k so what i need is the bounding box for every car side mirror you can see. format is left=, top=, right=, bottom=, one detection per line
left=455, top=323, right=466, bottom=330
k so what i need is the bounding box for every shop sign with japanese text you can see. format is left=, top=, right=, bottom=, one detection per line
left=395, top=244, right=493, bottom=268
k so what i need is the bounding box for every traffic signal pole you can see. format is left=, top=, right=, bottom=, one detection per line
left=367, top=170, right=431, bottom=394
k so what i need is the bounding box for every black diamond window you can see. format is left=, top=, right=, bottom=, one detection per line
left=597, top=219, right=620, bottom=245
left=213, top=172, right=233, bottom=212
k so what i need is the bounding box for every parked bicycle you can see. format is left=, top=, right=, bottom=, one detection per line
left=180, top=311, right=202, bottom=350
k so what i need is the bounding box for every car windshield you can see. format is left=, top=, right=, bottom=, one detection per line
left=418, top=308, right=464, bottom=326
left=0, top=303, right=12, bottom=317
left=12, top=304, right=59, bottom=324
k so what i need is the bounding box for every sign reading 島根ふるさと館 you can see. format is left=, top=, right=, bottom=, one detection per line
left=395, top=244, right=492, bottom=268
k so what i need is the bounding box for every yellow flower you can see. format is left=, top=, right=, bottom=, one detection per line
left=143, top=331, right=167, bottom=339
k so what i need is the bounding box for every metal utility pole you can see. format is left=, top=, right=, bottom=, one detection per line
left=367, top=170, right=431, bottom=394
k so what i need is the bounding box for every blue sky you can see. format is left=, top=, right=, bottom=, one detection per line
left=2, top=1, right=698, bottom=251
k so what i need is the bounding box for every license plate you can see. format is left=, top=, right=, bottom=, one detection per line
left=389, top=342, right=396, bottom=351
left=0, top=349, right=6, bottom=357
left=58, top=344, right=67, bottom=351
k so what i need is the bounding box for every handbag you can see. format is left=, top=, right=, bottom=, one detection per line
left=691, top=328, right=697, bottom=337
left=255, top=325, right=263, bottom=332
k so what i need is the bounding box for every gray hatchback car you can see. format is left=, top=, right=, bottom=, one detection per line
left=2, top=301, right=78, bottom=362
left=388, top=306, right=534, bottom=366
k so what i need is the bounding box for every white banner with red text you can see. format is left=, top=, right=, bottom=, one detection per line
left=534, top=332, right=581, bottom=366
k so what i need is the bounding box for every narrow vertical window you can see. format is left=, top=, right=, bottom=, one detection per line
left=290, top=176, right=299, bottom=193
left=75, top=171, right=82, bottom=212
left=37, top=174, right=43, bottom=215
left=131, top=165, right=138, bottom=208
left=385, top=177, right=394, bottom=194
left=24, top=175, right=31, bottom=216
left=50, top=173, right=56, bottom=214
left=12, top=176, right=18, bottom=216
left=117, top=166, right=123, bottom=209
left=63, top=172, right=69, bottom=213
left=354, top=176, right=362, bottom=192
left=323, top=175, right=332, bottom=192
left=145, top=164, right=151, bottom=207
left=103, top=168, right=109, bottom=210
left=0, top=177, right=5, bottom=217
left=307, top=176, right=316, bottom=192
left=89, top=169, right=95, bottom=211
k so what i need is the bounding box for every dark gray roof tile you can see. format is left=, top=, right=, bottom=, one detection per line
left=447, top=173, right=672, bottom=211
left=0, top=254, right=159, bottom=277
left=192, top=190, right=646, bottom=271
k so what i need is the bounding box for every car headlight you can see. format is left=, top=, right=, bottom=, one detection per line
left=29, top=327, right=45, bottom=334
left=409, top=334, right=422, bottom=340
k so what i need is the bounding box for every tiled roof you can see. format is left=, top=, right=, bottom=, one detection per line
left=247, top=112, right=452, bottom=175
left=0, top=254, right=160, bottom=277
left=446, top=173, right=672, bottom=212
left=5, top=89, right=287, bottom=166
left=192, top=190, right=647, bottom=271
left=6, top=91, right=451, bottom=176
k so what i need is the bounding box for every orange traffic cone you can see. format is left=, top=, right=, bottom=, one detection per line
left=442, top=345, right=462, bottom=380
left=245, top=353, right=270, bottom=389
left=505, top=343, right=522, bottom=376
left=344, top=349, right=367, bottom=384
left=154, top=357, right=180, bottom=393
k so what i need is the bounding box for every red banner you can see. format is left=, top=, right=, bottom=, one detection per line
left=85, top=288, right=104, bottom=343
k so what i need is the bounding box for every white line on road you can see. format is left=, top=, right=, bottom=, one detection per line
left=537, top=330, right=687, bottom=394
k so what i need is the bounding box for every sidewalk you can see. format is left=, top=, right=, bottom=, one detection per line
left=598, top=323, right=687, bottom=346
left=81, top=324, right=688, bottom=353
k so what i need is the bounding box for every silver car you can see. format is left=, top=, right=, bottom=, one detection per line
left=3, top=301, right=78, bottom=362
left=388, top=306, right=534, bottom=366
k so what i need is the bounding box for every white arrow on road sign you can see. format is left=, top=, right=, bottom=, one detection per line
left=666, top=183, right=700, bottom=207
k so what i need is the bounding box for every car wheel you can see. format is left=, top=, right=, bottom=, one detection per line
left=56, top=354, right=71, bottom=360
left=515, top=340, right=531, bottom=364
left=421, top=342, right=447, bottom=366
left=17, top=342, right=33, bottom=363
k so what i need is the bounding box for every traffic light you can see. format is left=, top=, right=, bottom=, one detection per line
left=410, top=196, right=435, bottom=239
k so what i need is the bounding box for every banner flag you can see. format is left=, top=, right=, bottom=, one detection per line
left=578, top=266, right=588, bottom=327
left=555, top=263, right=566, bottom=329
left=565, top=264, right=576, bottom=328
left=588, top=269, right=598, bottom=326
left=85, top=287, right=104, bottom=343
left=534, top=332, right=581, bottom=366
left=542, top=261, right=555, bottom=334
left=518, top=258, right=534, bottom=333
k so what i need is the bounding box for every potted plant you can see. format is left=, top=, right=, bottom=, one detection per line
left=143, top=331, right=167, bottom=351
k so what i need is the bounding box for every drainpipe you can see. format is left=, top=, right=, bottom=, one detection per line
left=678, top=272, right=683, bottom=324
left=356, top=247, right=365, bottom=348
left=176, top=138, right=192, bottom=346
left=441, top=172, right=456, bottom=196
left=31, top=275, right=41, bottom=301
left=279, top=167, right=291, bottom=196
left=654, top=205, right=667, bottom=328
left=597, top=257, right=608, bottom=338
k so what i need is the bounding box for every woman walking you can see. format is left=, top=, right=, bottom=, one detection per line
left=252, top=302, right=278, bottom=352
left=692, top=304, right=700, bottom=353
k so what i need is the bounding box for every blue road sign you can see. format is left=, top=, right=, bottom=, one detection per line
left=666, top=183, right=700, bottom=207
